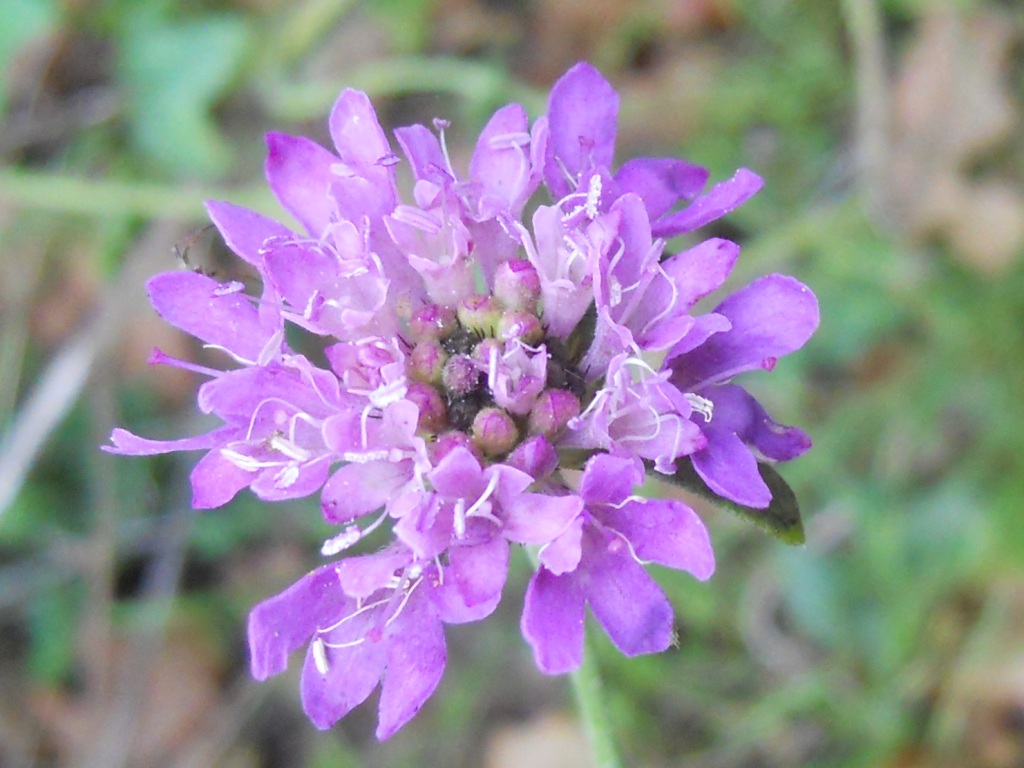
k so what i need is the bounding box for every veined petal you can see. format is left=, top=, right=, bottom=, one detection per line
left=521, top=567, right=586, bottom=674
left=247, top=564, right=348, bottom=680
left=471, top=102, right=534, bottom=214
left=614, top=157, right=709, bottom=218
left=539, top=516, right=584, bottom=575
left=300, top=600, right=387, bottom=730
left=544, top=61, right=619, bottom=198
left=601, top=498, right=715, bottom=580
left=447, top=535, right=509, bottom=608
left=579, top=453, right=641, bottom=507
left=377, top=595, right=447, bottom=740
left=328, top=89, right=395, bottom=185
left=706, top=384, right=812, bottom=462
left=651, top=168, right=763, bottom=237
left=251, top=456, right=330, bottom=502
left=321, top=461, right=410, bottom=523
left=265, top=132, right=338, bottom=236
left=670, top=275, right=819, bottom=390
left=691, top=427, right=772, bottom=508
left=190, top=448, right=254, bottom=509
left=661, top=238, right=740, bottom=311
left=147, top=271, right=269, bottom=363
left=204, top=200, right=295, bottom=267
left=584, top=533, right=675, bottom=657
left=504, top=493, right=583, bottom=545
left=103, top=425, right=234, bottom=456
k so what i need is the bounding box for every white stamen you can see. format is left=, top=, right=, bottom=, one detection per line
left=312, top=637, right=330, bottom=675
left=212, top=281, right=245, bottom=296
left=321, top=525, right=363, bottom=556
left=464, top=470, right=501, bottom=523
left=685, top=393, right=714, bottom=422
left=453, top=497, right=466, bottom=538
left=585, top=174, right=602, bottom=219
left=274, top=464, right=300, bottom=488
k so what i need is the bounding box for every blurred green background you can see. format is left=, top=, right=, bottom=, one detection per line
left=1, top=0, right=1023, bottom=766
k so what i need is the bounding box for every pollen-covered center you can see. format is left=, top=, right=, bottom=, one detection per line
left=402, top=258, right=587, bottom=461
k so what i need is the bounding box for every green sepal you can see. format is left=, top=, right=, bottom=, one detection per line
left=657, top=459, right=806, bottom=545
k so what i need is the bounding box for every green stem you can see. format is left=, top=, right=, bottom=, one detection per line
left=569, top=633, right=624, bottom=768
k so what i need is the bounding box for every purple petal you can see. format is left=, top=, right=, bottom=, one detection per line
left=328, top=89, right=395, bottom=183
left=652, top=168, right=763, bottom=237
left=601, top=498, right=715, bottom=580
left=521, top=567, right=586, bottom=674
left=247, top=564, right=347, bottom=680
left=395, top=124, right=446, bottom=182
left=704, top=384, right=812, bottom=461
left=504, top=493, right=583, bottom=545
left=146, top=271, right=268, bottom=363
left=505, top=435, right=558, bottom=479
left=669, top=275, right=820, bottom=390
left=250, top=457, right=330, bottom=502
left=447, top=535, right=509, bottom=609
left=321, top=461, right=409, bottom=523
left=196, top=364, right=331, bottom=420
left=579, top=453, right=640, bottom=507
left=614, top=157, right=709, bottom=219
left=103, top=425, right=233, bottom=456
left=470, top=103, right=534, bottom=214
left=265, top=132, right=337, bottom=236
left=204, top=200, right=295, bottom=267
left=544, top=62, right=619, bottom=197
left=337, top=548, right=412, bottom=599
left=538, top=517, right=584, bottom=575
left=663, top=313, right=731, bottom=362
left=691, top=427, right=771, bottom=508
left=583, top=532, right=674, bottom=657
left=377, top=595, right=447, bottom=739
left=190, top=449, right=254, bottom=509
left=662, top=238, right=739, bottom=311
left=300, top=603, right=387, bottom=730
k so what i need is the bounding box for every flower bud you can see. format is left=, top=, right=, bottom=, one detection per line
left=471, top=407, right=519, bottom=456
left=497, top=310, right=543, bottom=345
left=407, top=340, right=448, bottom=384
left=457, top=295, right=502, bottom=336
left=528, top=389, right=581, bottom=438
left=409, top=303, right=457, bottom=342
left=494, top=258, right=541, bottom=313
left=442, top=354, right=480, bottom=397
left=405, top=381, right=447, bottom=434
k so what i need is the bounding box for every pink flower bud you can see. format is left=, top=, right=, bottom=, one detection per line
left=471, top=407, right=519, bottom=456
left=442, top=354, right=480, bottom=396
left=407, top=340, right=448, bottom=384
left=457, top=295, right=502, bottom=336
left=528, top=389, right=581, bottom=437
left=497, top=310, right=543, bottom=344
left=405, top=381, right=447, bottom=434
left=494, top=258, right=541, bottom=313
left=409, top=303, right=457, bottom=342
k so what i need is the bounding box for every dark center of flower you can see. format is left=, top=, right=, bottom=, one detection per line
left=403, top=261, right=590, bottom=462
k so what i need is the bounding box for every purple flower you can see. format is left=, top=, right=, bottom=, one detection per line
left=665, top=275, right=820, bottom=508
left=522, top=454, right=714, bottom=674
left=106, top=61, right=816, bottom=737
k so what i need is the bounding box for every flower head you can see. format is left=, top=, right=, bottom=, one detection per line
left=107, top=61, right=817, bottom=737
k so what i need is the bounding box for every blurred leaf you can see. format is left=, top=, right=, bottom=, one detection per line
left=0, top=0, right=58, bottom=115
left=117, top=9, right=251, bottom=178
left=659, top=459, right=806, bottom=544
left=27, top=582, right=81, bottom=682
